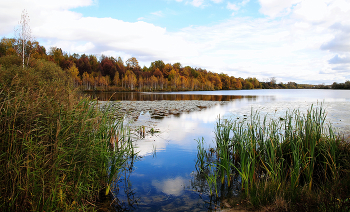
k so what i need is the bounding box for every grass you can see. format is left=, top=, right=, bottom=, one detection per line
left=196, top=105, right=350, bottom=211
left=0, top=57, right=134, bottom=211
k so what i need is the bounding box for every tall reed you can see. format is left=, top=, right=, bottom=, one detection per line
left=215, top=118, right=232, bottom=187
left=197, top=104, right=350, bottom=210
left=0, top=58, right=133, bottom=211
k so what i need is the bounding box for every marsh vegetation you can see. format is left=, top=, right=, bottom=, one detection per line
left=196, top=105, right=350, bottom=211
left=0, top=57, right=134, bottom=211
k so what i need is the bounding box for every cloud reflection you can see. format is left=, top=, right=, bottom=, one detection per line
left=152, top=176, right=186, bottom=196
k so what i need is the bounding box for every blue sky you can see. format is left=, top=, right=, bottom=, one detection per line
left=1, top=0, right=350, bottom=84
left=71, top=0, right=263, bottom=31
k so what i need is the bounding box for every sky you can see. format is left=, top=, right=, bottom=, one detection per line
left=1, top=0, right=350, bottom=84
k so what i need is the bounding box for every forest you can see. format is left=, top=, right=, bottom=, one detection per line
left=1, top=37, right=348, bottom=91
left=0, top=37, right=312, bottom=92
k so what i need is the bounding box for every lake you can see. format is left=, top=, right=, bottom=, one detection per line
left=96, top=89, right=350, bottom=211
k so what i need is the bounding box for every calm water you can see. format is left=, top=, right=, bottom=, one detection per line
left=104, top=89, right=350, bottom=211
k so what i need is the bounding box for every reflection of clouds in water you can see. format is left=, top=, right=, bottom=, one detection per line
left=224, top=101, right=350, bottom=137
left=133, top=100, right=274, bottom=155
left=133, top=100, right=350, bottom=157
left=186, top=104, right=227, bottom=123
left=157, top=116, right=214, bottom=150
left=152, top=176, right=186, bottom=196
left=134, top=138, right=166, bottom=157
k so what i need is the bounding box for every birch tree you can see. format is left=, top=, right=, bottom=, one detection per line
left=15, top=9, right=34, bottom=68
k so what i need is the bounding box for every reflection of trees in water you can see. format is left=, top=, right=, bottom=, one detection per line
left=87, top=92, right=255, bottom=102
left=110, top=156, right=139, bottom=211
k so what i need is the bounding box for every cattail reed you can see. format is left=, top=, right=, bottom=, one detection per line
left=196, top=104, right=350, bottom=210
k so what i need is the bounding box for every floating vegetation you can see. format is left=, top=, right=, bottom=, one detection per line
left=149, top=127, right=160, bottom=135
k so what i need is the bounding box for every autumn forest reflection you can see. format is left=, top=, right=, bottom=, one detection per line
left=87, top=91, right=258, bottom=101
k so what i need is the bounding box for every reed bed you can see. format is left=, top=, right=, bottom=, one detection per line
left=0, top=58, right=133, bottom=211
left=196, top=105, right=350, bottom=211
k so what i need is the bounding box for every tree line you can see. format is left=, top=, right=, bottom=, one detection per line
left=1, top=37, right=347, bottom=91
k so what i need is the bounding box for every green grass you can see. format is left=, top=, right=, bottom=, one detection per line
left=0, top=57, right=134, bottom=211
left=197, top=105, right=350, bottom=211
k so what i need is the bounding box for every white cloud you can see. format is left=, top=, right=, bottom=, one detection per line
left=210, top=0, right=223, bottom=3
left=176, top=14, right=339, bottom=83
left=191, top=0, right=204, bottom=7
left=2, top=0, right=350, bottom=84
left=328, top=54, right=350, bottom=64
left=137, top=17, right=145, bottom=21
left=241, top=0, right=250, bottom=6
left=151, top=11, right=163, bottom=17
left=73, top=41, right=95, bottom=53
left=227, top=2, right=240, bottom=11
left=258, top=0, right=301, bottom=18
left=227, top=0, right=250, bottom=13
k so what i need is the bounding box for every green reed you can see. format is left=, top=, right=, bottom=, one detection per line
left=0, top=58, right=134, bottom=211
left=197, top=104, right=350, bottom=210
left=215, top=118, right=232, bottom=187
left=196, top=137, right=207, bottom=172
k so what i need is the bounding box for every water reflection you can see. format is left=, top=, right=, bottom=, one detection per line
left=152, top=177, right=186, bottom=196
left=105, top=90, right=350, bottom=211
left=88, top=91, right=258, bottom=101
left=110, top=156, right=139, bottom=211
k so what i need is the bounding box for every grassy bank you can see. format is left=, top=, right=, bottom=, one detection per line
left=196, top=105, right=350, bottom=211
left=0, top=56, right=133, bottom=211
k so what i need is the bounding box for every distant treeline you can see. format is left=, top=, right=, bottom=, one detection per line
left=0, top=37, right=347, bottom=91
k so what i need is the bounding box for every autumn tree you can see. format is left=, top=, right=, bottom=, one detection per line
left=153, top=68, right=163, bottom=78
left=0, top=38, right=17, bottom=57
left=126, top=57, right=140, bottom=71
left=75, top=54, right=92, bottom=75
left=31, top=43, right=47, bottom=60
left=100, top=57, right=117, bottom=80
left=230, top=77, right=242, bottom=90
left=182, top=66, right=191, bottom=78
left=168, top=69, right=180, bottom=89
left=138, top=76, right=144, bottom=90
left=219, top=73, right=231, bottom=90
left=150, top=75, right=158, bottom=90
left=82, top=72, right=94, bottom=90
left=115, top=56, right=125, bottom=83
left=162, top=63, right=172, bottom=78
left=246, top=77, right=260, bottom=89
left=124, top=70, right=137, bottom=90
left=67, top=63, right=81, bottom=86
left=49, top=47, right=68, bottom=68
left=113, top=71, right=120, bottom=86
left=173, top=62, right=182, bottom=71
left=89, top=55, right=99, bottom=73
left=150, top=60, right=165, bottom=73
left=208, top=72, right=222, bottom=90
